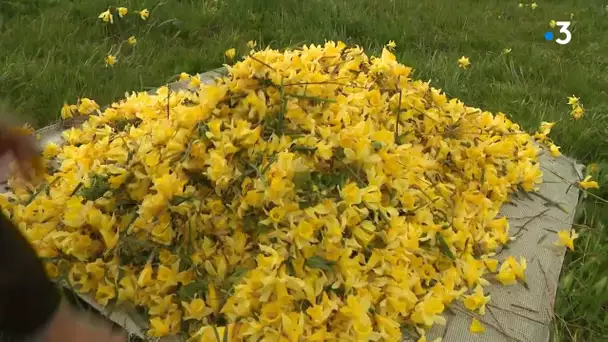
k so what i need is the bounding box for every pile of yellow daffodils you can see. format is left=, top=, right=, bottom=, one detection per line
left=1, top=42, right=543, bottom=341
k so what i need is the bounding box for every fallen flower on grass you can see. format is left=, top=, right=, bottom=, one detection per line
left=531, top=2, right=538, bottom=10
left=571, top=105, right=584, bottom=120
left=567, top=95, right=585, bottom=120
left=567, top=95, right=580, bottom=106
left=225, top=48, right=236, bottom=60
left=549, top=20, right=556, bottom=28
left=502, top=48, right=512, bottom=55
left=98, top=9, right=113, bottom=23
left=555, top=229, right=579, bottom=251
left=117, top=7, right=128, bottom=17
left=386, top=40, right=397, bottom=50
left=137, top=9, right=150, bottom=20
left=105, top=55, right=117, bottom=67
left=458, top=56, right=471, bottom=69
left=127, top=36, right=137, bottom=45
left=578, top=175, right=599, bottom=190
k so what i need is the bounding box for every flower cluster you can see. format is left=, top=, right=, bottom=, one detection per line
left=2, top=42, right=545, bottom=341
left=567, top=95, right=584, bottom=120
left=97, top=6, right=149, bottom=67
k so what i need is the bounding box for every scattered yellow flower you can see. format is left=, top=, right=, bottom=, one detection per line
left=225, top=48, right=236, bottom=60
left=386, top=40, right=397, bottom=50
left=147, top=316, right=170, bottom=337
left=578, top=175, right=599, bottom=190
left=247, top=40, right=257, bottom=49
left=567, top=95, right=580, bottom=106
left=182, top=298, right=212, bottom=320
left=531, top=2, right=538, bottom=10
left=463, top=285, right=491, bottom=315
left=571, top=105, right=584, bottom=120
left=137, top=8, right=150, bottom=20
left=549, top=144, right=561, bottom=157
left=117, top=7, right=128, bottom=17
left=105, top=54, right=117, bottom=67
left=60, top=103, right=77, bottom=119
left=496, top=256, right=527, bottom=285
left=98, top=9, right=113, bottom=23
left=539, top=121, right=555, bottom=134
left=502, top=48, right=512, bottom=55
left=518, top=3, right=524, bottom=8
left=458, top=56, right=471, bottom=69
left=470, top=318, right=485, bottom=333
left=549, top=20, right=556, bottom=28
left=556, top=229, right=579, bottom=251
left=127, top=36, right=137, bottom=45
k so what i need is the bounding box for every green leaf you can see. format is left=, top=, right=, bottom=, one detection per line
left=437, top=234, right=455, bottom=260
left=178, top=281, right=208, bottom=302
left=198, top=123, right=209, bottom=137
left=305, top=256, right=335, bottom=271
left=290, top=145, right=318, bottom=154
left=77, top=174, right=111, bottom=201
left=293, top=171, right=312, bottom=189
left=170, top=195, right=193, bottom=206
left=228, top=268, right=249, bottom=284
left=212, top=325, right=222, bottom=342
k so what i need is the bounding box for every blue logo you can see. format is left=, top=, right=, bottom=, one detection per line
left=545, top=22, right=572, bottom=45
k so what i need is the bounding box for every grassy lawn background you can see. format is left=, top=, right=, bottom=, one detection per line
left=2, top=0, right=608, bottom=340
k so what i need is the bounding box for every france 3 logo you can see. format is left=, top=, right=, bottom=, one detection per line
left=544, top=21, right=572, bottom=45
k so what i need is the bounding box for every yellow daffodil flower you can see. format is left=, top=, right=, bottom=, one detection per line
left=463, top=285, right=491, bottom=315
left=458, top=56, right=471, bottom=69
left=137, top=8, right=150, bottom=20
left=105, top=55, right=117, bottom=67
left=60, top=103, right=77, bottom=119
left=567, top=95, right=580, bottom=106
left=556, top=229, right=579, bottom=251
left=225, top=48, right=236, bottom=60
left=98, top=9, right=113, bottom=23
left=127, top=36, right=137, bottom=45
left=549, top=144, right=561, bottom=157
left=578, top=175, right=599, bottom=190
left=470, top=318, right=485, bottom=333
left=571, top=105, right=584, bottom=120
left=117, top=7, right=128, bottom=17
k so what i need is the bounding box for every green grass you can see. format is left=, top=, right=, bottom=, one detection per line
left=2, top=0, right=608, bottom=340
